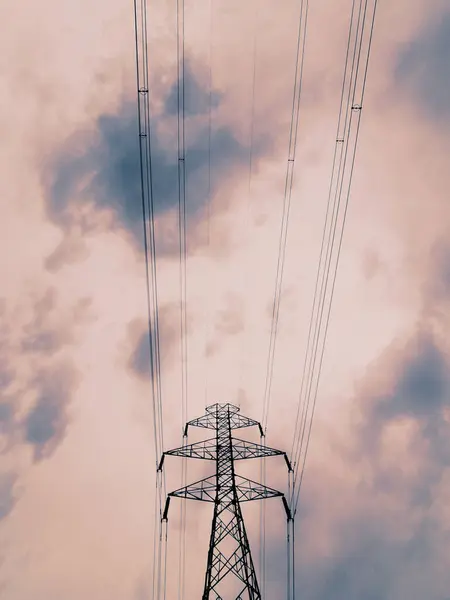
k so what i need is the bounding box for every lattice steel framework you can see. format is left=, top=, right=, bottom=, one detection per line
left=159, top=403, right=292, bottom=600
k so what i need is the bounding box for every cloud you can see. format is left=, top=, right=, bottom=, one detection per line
left=395, top=9, right=450, bottom=121
left=0, top=473, right=17, bottom=521
left=128, top=305, right=179, bottom=380
left=0, top=401, right=15, bottom=451
left=290, top=480, right=450, bottom=600
left=361, top=249, right=384, bottom=281
left=214, top=294, right=245, bottom=336
left=271, top=321, right=450, bottom=600
left=0, top=402, right=14, bottom=426
left=295, top=516, right=444, bottom=600
left=260, top=231, right=450, bottom=598
left=369, top=332, right=449, bottom=424
left=0, top=288, right=89, bottom=462
left=20, top=287, right=89, bottom=356
left=3, top=0, right=450, bottom=598
left=163, top=61, right=222, bottom=117
left=130, top=329, right=154, bottom=380
left=359, top=328, right=450, bottom=508
left=42, top=61, right=269, bottom=268
left=0, top=314, right=19, bottom=451
left=199, top=294, right=245, bottom=360
left=424, top=240, right=450, bottom=310
left=21, top=330, right=67, bottom=355
left=24, top=362, right=79, bottom=461
left=44, top=233, right=90, bottom=272
left=0, top=362, right=14, bottom=392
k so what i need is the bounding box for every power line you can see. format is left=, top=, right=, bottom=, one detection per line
left=290, top=0, right=362, bottom=499
left=177, top=0, right=188, bottom=437
left=133, top=0, right=168, bottom=597
left=133, top=0, right=379, bottom=597
left=290, top=0, right=379, bottom=518
left=262, top=0, right=309, bottom=434
left=204, top=0, right=215, bottom=408
left=176, top=0, right=188, bottom=596
left=238, top=0, right=260, bottom=403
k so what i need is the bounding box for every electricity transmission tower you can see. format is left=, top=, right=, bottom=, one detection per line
left=159, top=403, right=292, bottom=599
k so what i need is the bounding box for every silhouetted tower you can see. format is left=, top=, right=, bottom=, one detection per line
left=159, top=403, right=292, bottom=599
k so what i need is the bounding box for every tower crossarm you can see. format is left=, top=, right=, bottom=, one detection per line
left=164, top=475, right=289, bottom=513
left=163, top=437, right=217, bottom=461
left=159, top=436, right=292, bottom=469
left=185, top=402, right=264, bottom=437
left=169, top=474, right=217, bottom=502
left=233, top=475, right=283, bottom=502
left=231, top=438, right=291, bottom=466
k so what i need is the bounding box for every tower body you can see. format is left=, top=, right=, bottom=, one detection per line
left=202, top=404, right=260, bottom=599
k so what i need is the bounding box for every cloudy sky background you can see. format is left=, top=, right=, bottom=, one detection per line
left=1, top=0, right=450, bottom=598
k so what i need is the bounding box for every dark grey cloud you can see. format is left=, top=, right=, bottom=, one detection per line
left=370, top=333, right=449, bottom=423
left=395, top=10, right=450, bottom=121
left=352, top=330, right=450, bottom=514
left=0, top=473, right=17, bottom=521
left=130, top=331, right=152, bottom=379
left=0, top=290, right=89, bottom=463
left=0, top=302, right=13, bottom=382
left=0, top=363, right=13, bottom=390
left=0, top=316, right=18, bottom=450
left=283, top=511, right=449, bottom=600
left=128, top=306, right=178, bottom=380
left=43, top=63, right=269, bottom=268
left=0, top=405, right=16, bottom=455
left=164, top=62, right=222, bottom=117
left=46, top=107, right=252, bottom=234
left=0, top=402, right=13, bottom=425
left=297, top=529, right=395, bottom=600
left=358, top=336, right=450, bottom=489
left=0, top=401, right=15, bottom=446
left=23, top=362, right=79, bottom=461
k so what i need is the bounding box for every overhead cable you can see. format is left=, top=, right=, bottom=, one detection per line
left=290, top=0, right=379, bottom=518
left=176, top=0, right=188, bottom=596
left=133, top=0, right=167, bottom=596
left=262, top=0, right=309, bottom=433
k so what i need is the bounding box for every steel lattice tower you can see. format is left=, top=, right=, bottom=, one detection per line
left=159, top=403, right=292, bottom=599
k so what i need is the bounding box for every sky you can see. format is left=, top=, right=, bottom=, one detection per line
left=1, top=0, right=450, bottom=598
